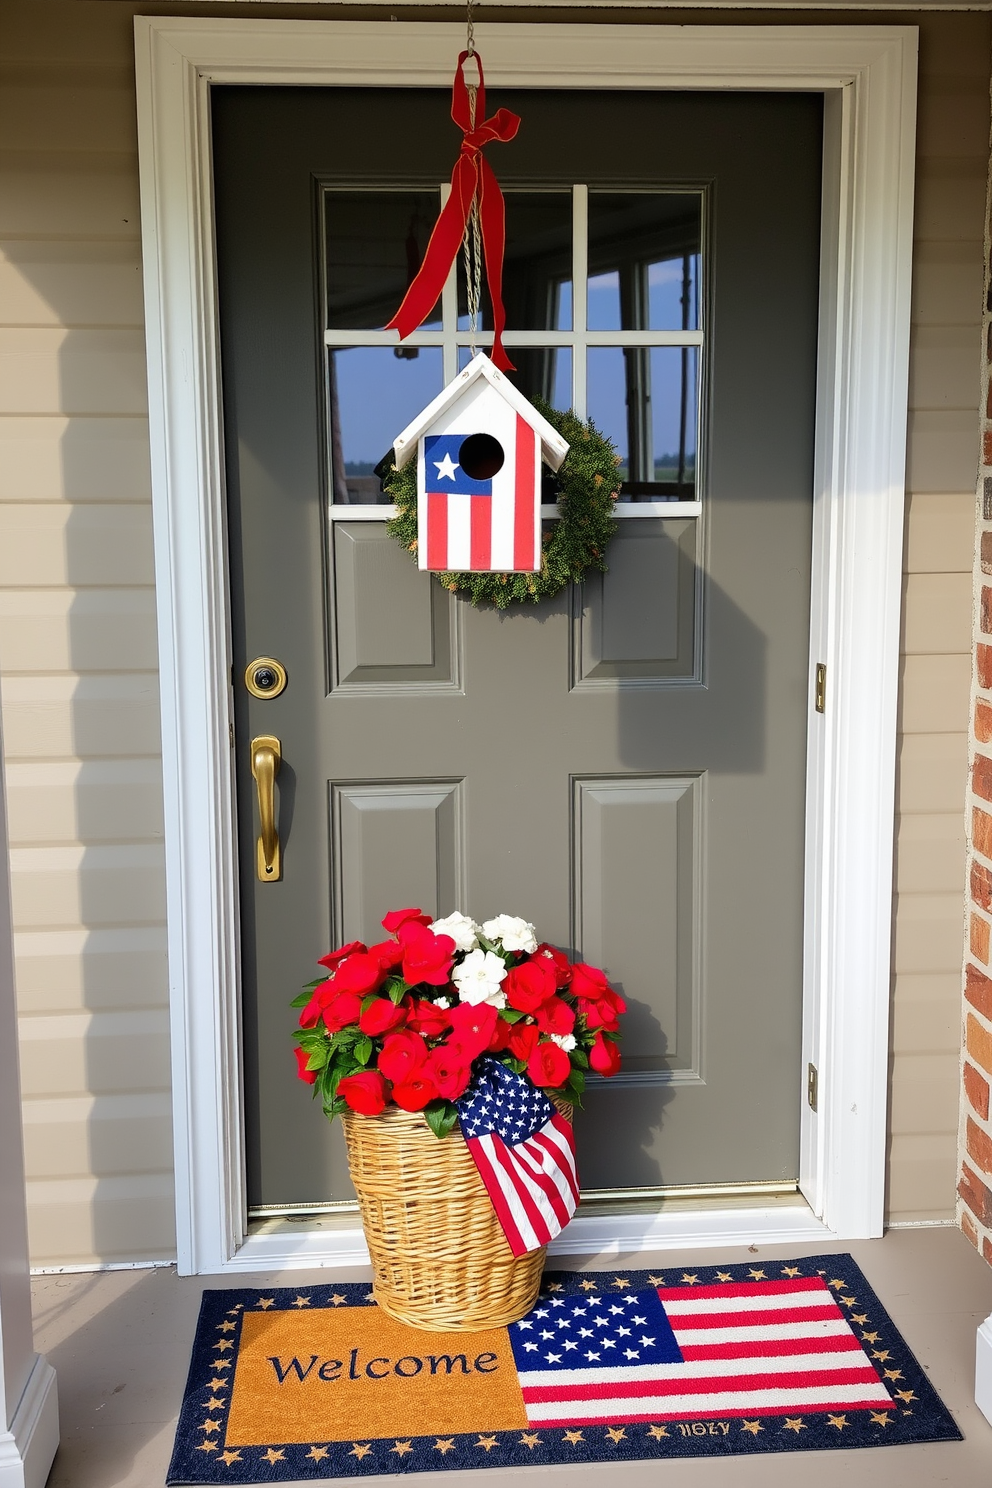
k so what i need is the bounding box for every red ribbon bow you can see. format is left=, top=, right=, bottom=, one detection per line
left=386, top=51, right=520, bottom=372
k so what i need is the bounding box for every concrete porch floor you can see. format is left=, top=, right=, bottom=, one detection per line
left=32, top=1227, right=992, bottom=1487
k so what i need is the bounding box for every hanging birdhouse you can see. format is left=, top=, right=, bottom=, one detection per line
left=391, top=354, right=569, bottom=573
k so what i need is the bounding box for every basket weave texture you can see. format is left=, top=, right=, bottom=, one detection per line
left=342, top=1103, right=567, bottom=1332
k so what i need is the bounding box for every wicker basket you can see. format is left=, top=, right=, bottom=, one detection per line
left=342, top=1102, right=567, bottom=1332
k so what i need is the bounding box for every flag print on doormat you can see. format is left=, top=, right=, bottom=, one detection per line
left=167, top=1254, right=960, bottom=1483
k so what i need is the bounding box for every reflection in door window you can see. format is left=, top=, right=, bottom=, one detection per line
left=457, top=191, right=573, bottom=332
left=325, top=191, right=443, bottom=329
left=587, top=193, right=701, bottom=332
left=588, top=347, right=698, bottom=498
left=329, top=347, right=443, bottom=503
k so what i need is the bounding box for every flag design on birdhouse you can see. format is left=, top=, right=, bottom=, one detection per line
left=391, top=353, right=569, bottom=574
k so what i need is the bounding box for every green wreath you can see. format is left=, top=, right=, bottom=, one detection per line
left=383, top=401, right=621, bottom=609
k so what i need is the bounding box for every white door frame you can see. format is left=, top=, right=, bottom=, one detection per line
left=134, top=16, right=917, bottom=1275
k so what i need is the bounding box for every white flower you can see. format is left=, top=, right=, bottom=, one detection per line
left=431, top=996, right=452, bottom=1010
left=452, top=949, right=508, bottom=1008
left=549, top=1033, right=577, bottom=1051
left=482, top=914, right=538, bottom=954
left=430, top=911, right=480, bottom=954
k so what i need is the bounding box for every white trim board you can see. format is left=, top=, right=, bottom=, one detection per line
left=134, top=18, right=918, bottom=1275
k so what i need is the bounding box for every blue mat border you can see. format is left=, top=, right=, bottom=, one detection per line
left=167, top=1252, right=961, bottom=1482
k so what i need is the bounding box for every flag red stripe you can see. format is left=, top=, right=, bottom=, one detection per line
left=547, top=1114, right=581, bottom=1203
left=660, top=1278, right=831, bottom=1302
left=466, top=1140, right=528, bottom=1256
left=513, top=414, right=536, bottom=570
left=426, top=492, right=448, bottom=570
left=513, top=1137, right=572, bottom=1230
left=527, top=1402, right=890, bottom=1427
left=489, top=1134, right=552, bottom=1248
left=470, top=494, right=491, bottom=569
left=521, top=1366, right=885, bottom=1405
left=679, top=1334, right=864, bottom=1362
left=670, top=1304, right=843, bottom=1330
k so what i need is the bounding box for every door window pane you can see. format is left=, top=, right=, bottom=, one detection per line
left=458, top=191, right=573, bottom=332
left=587, top=346, right=697, bottom=499
left=325, top=190, right=443, bottom=330
left=459, top=345, right=572, bottom=414
left=329, top=347, right=443, bottom=502
left=587, top=193, right=701, bottom=332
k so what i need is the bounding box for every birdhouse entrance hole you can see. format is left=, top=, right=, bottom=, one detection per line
left=459, top=432, right=505, bottom=481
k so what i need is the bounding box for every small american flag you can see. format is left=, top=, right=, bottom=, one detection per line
left=456, top=1058, right=578, bottom=1257
left=509, top=1277, right=894, bottom=1425
left=419, top=418, right=539, bottom=573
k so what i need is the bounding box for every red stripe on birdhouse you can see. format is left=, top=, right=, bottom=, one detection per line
left=513, top=414, right=537, bottom=571
left=471, top=495, right=492, bottom=569
left=427, top=492, right=448, bottom=571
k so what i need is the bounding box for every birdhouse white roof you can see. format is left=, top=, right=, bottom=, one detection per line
left=391, top=353, right=570, bottom=474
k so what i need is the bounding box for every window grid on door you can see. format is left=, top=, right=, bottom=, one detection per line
left=323, top=184, right=704, bottom=517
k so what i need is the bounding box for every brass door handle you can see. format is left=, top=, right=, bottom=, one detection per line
left=250, top=735, right=281, bottom=882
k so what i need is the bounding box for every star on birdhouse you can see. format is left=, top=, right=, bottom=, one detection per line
left=391, top=353, right=569, bottom=573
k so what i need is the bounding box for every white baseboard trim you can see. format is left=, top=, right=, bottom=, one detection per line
left=30, top=1258, right=175, bottom=1276
left=976, top=1314, right=992, bottom=1429
left=0, top=1354, right=58, bottom=1488
left=223, top=1206, right=834, bottom=1275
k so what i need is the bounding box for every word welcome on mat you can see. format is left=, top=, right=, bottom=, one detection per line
left=167, top=1256, right=959, bottom=1482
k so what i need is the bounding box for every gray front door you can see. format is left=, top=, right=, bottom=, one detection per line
left=212, top=86, right=821, bottom=1212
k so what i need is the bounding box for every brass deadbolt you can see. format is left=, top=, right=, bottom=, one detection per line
left=245, top=656, right=287, bottom=699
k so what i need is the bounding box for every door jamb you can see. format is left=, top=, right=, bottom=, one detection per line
left=134, top=16, right=918, bottom=1273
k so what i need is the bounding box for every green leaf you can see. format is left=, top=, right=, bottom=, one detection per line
left=500, top=1008, right=526, bottom=1024
left=295, top=1031, right=329, bottom=1054
left=290, top=989, right=313, bottom=1009
left=330, top=1026, right=361, bottom=1049
left=423, top=1100, right=459, bottom=1139
left=570, top=1047, right=590, bottom=1070
left=353, top=1035, right=373, bottom=1067
left=383, top=976, right=409, bottom=1005
left=305, top=1048, right=329, bottom=1072
left=477, top=934, right=498, bottom=954
left=360, top=993, right=379, bottom=1014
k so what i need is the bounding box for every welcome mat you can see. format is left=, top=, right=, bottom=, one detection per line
left=167, top=1254, right=960, bottom=1482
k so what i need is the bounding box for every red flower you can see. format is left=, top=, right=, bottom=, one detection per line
left=534, top=942, right=572, bottom=988
left=332, top=952, right=387, bottom=996
left=359, top=997, right=407, bottom=1037
left=298, top=978, right=337, bottom=1028
left=391, top=1074, right=438, bottom=1111
left=527, top=1040, right=571, bottom=1089
left=568, top=962, right=610, bottom=1001
left=321, top=991, right=363, bottom=1033
left=571, top=964, right=626, bottom=1031
left=294, top=1046, right=318, bottom=1084
left=487, top=1017, right=513, bottom=1053
left=446, top=1002, right=498, bottom=1062
left=317, top=940, right=366, bottom=970
left=507, top=1020, right=539, bottom=1062
left=405, top=998, right=453, bottom=1039
left=589, top=1033, right=621, bottom=1076
left=400, top=925, right=456, bottom=987
left=534, top=995, right=576, bottom=1037
left=504, top=958, right=557, bottom=1014
left=424, top=1046, right=472, bottom=1101
left=368, top=939, right=405, bottom=971
left=382, top=907, right=432, bottom=935
left=338, top=1069, right=389, bottom=1115
left=377, top=1028, right=428, bottom=1085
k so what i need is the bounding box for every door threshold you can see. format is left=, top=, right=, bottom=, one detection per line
left=224, top=1193, right=831, bottom=1274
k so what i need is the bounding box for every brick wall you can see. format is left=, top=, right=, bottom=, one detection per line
left=960, top=140, right=992, bottom=1256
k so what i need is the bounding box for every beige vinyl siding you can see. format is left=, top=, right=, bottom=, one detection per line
left=0, top=1, right=985, bottom=1265
left=0, top=1, right=173, bottom=1265
left=890, top=14, right=988, bottom=1223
